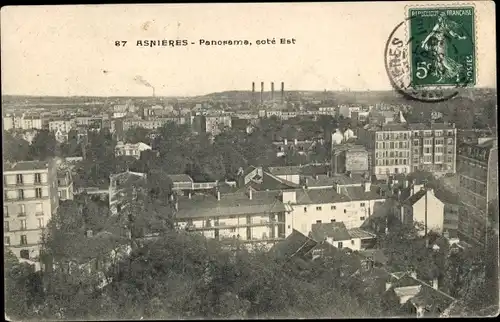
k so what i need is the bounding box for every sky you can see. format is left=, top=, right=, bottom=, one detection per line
left=1, top=2, right=496, bottom=97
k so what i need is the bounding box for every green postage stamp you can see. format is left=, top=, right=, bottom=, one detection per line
left=409, top=6, right=476, bottom=87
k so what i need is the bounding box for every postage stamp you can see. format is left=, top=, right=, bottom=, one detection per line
left=409, top=7, right=476, bottom=87
left=384, top=5, right=476, bottom=102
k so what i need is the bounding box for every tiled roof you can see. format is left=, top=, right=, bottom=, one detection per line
left=356, top=249, right=389, bottom=266
left=267, top=166, right=302, bottom=176
left=408, top=123, right=454, bottom=131
left=310, top=222, right=351, bottom=241
left=403, top=189, right=426, bottom=206
left=167, top=174, right=193, bottom=183
left=175, top=190, right=289, bottom=219
left=348, top=228, right=376, bottom=239
left=4, top=160, right=51, bottom=172
left=269, top=229, right=318, bottom=260
left=304, top=175, right=336, bottom=188
left=332, top=173, right=367, bottom=186
left=295, top=185, right=384, bottom=205
left=262, top=172, right=301, bottom=189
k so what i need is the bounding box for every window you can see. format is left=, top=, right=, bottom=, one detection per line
left=34, top=173, right=41, bottom=184
left=331, top=205, right=336, bottom=210
left=16, top=174, right=23, bottom=184
left=360, top=203, right=365, bottom=207
left=229, top=228, right=236, bottom=233
left=4, top=236, right=10, bottom=246
left=331, top=219, right=336, bottom=223
left=20, top=235, right=28, bottom=245
left=38, top=218, right=44, bottom=228
left=18, top=189, right=24, bottom=200
left=35, top=188, right=42, bottom=198
left=35, top=203, right=43, bottom=215
left=4, top=206, right=8, bottom=217
left=4, top=221, right=9, bottom=232
left=18, top=204, right=25, bottom=216
left=351, top=240, right=355, bottom=245
left=360, top=216, right=365, bottom=221
left=316, top=220, right=322, bottom=224
left=20, top=249, right=29, bottom=259
left=304, top=207, right=307, bottom=212
left=338, top=242, right=343, bottom=248
left=316, top=206, right=322, bottom=211
left=344, top=209, right=347, bottom=213
left=20, top=220, right=27, bottom=230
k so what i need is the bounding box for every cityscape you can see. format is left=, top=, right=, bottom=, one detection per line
left=2, top=3, right=498, bottom=321
left=3, top=83, right=498, bottom=319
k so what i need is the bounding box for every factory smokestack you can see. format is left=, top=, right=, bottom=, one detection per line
left=260, top=81, right=264, bottom=104
left=281, top=82, right=284, bottom=104
left=152, top=87, right=155, bottom=97
left=252, top=82, right=255, bottom=102
left=271, top=82, right=275, bottom=101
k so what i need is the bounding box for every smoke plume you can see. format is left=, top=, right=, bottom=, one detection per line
left=133, top=75, right=154, bottom=88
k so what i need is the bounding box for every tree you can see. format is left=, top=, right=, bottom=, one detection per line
left=29, top=130, right=57, bottom=160
left=3, top=132, right=31, bottom=162
left=124, top=126, right=151, bottom=144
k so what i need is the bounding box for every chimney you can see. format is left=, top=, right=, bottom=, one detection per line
left=364, top=181, right=371, bottom=192
left=217, top=190, right=221, bottom=201
left=271, top=82, right=275, bottom=101
left=86, top=229, right=93, bottom=238
left=188, top=191, right=192, bottom=199
left=174, top=201, right=178, bottom=211
left=294, top=138, right=298, bottom=145
left=404, top=179, right=409, bottom=188
left=432, top=277, right=439, bottom=290
left=152, top=87, right=155, bottom=97
left=248, top=188, right=253, bottom=200
left=281, top=82, right=284, bottom=104
left=284, top=138, right=288, bottom=145
left=260, top=82, right=264, bottom=104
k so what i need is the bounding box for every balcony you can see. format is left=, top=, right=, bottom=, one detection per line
left=185, top=221, right=285, bottom=231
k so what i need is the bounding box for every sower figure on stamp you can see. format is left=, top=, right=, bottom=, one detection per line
left=421, top=12, right=467, bottom=83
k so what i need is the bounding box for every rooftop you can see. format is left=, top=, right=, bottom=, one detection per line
left=310, top=222, right=351, bottom=241
left=167, top=174, right=194, bottom=183
left=267, top=166, right=302, bottom=176
left=4, top=160, right=51, bottom=172
left=403, top=189, right=427, bottom=206
left=175, top=190, right=291, bottom=219
left=295, top=185, right=383, bottom=205
left=269, top=229, right=318, bottom=260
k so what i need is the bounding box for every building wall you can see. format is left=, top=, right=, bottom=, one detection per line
left=325, top=236, right=362, bottom=251
left=290, top=199, right=386, bottom=236
left=3, top=162, right=58, bottom=261
left=410, top=128, right=456, bottom=176
left=409, top=190, right=445, bottom=235
left=177, top=212, right=285, bottom=244
left=346, top=150, right=369, bottom=173
left=373, top=130, right=411, bottom=179
left=275, top=174, right=300, bottom=185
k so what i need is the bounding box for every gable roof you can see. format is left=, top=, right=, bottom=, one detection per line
left=403, top=189, right=427, bottom=206
left=175, top=190, right=291, bottom=219
left=167, top=174, right=193, bottom=183
left=267, top=166, right=302, bottom=176
left=269, top=229, right=318, bottom=260
left=310, top=222, right=351, bottom=241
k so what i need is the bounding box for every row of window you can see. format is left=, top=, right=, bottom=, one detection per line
left=4, top=203, right=44, bottom=217
left=304, top=203, right=367, bottom=213
left=7, top=173, right=43, bottom=185
left=376, top=141, right=410, bottom=150
left=377, top=167, right=408, bottom=174
left=4, top=234, right=30, bottom=246
left=315, top=217, right=365, bottom=224
left=376, top=159, right=408, bottom=166
left=4, top=218, right=45, bottom=231
left=376, top=151, right=410, bottom=158
left=4, top=188, right=45, bottom=200
left=377, top=133, right=410, bottom=140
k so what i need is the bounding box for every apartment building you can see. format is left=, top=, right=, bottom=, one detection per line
left=3, top=113, right=43, bottom=131
left=3, top=160, right=59, bottom=264
left=57, top=170, right=74, bottom=201
left=175, top=189, right=293, bottom=250
left=456, top=138, right=498, bottom=245
left=115, top=141, right=152, bottom=159
left=122, top=116, right=190, bottom=131
left=203, top=115, right=232, bottom=136
left=49, top=119, right=75, bottom=134
left=408, top=123, right=457, bottom=176
left=331, top=144, right=369, bottom=175
left=358, top=123, right=412, bottom=179
left=358, top=122, right=457, bottom=179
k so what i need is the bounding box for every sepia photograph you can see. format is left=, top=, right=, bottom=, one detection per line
left=1, top=2, right=498, bottom=320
